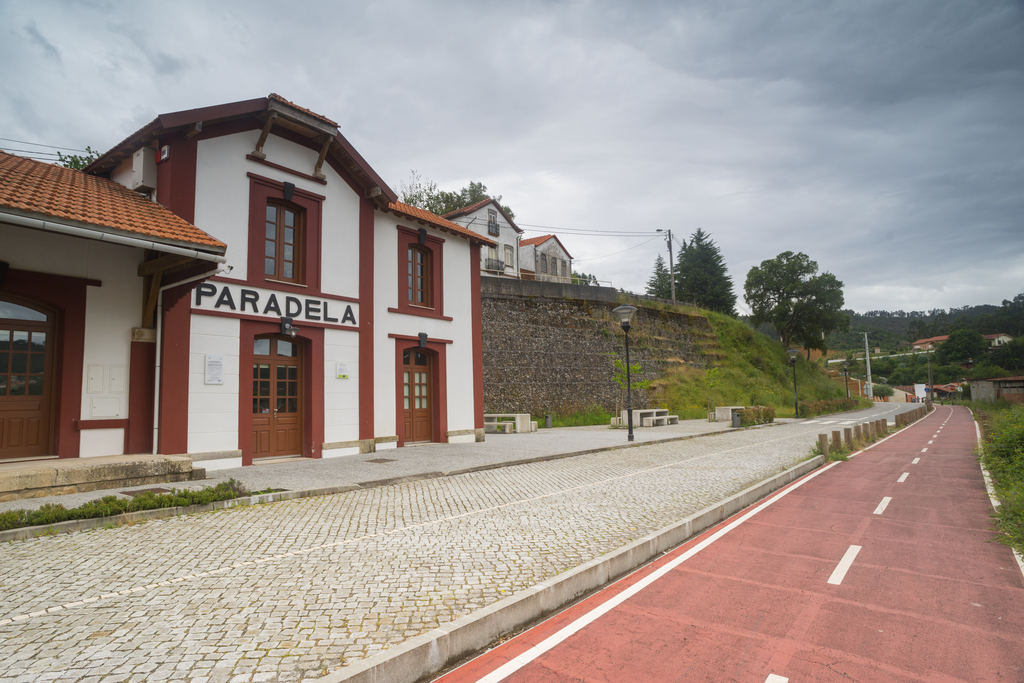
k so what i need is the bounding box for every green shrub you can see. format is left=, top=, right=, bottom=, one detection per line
left=976, top=404, right=1024, bottom=555
left=0, top=479, right=250, bottom=533
left=798, top=398, right=863, bottom=418
left=739, top=405, right=775, bottom=426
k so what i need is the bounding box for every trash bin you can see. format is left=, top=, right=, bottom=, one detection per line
left=545, top=414, right=553, bottom=429
left=731, top=410, right=742, bottom=428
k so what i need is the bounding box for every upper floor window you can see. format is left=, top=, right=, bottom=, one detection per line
left=561, top=262, right=567, bottom=277
left=408, top=245, right=431, bottom=307
left=487, top=209, right=499, bottom=236
left=504, top=245, right=514, bottom=268
left=265, top=202, right=303, bottom=283
left=540, top=254, right=547, bottom=274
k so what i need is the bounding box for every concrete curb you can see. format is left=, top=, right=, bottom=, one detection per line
left=0, top=423, right=781, bottom=542
left=314, top=454, right=827, bottom=683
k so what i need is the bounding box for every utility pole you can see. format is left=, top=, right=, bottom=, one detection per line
left=863, top=332, right=874, bottom=399
left=656, top=229, right=676, bottom=305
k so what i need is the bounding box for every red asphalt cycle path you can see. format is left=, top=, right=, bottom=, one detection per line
left=435, top=405, right=1024, bottom=683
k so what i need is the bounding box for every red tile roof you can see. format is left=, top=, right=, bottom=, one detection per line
left=983, top=333, right=1012, bottom=340
left=520, top=234, right=574, bottom=259
left=268, top=93, right=339, bottom=127
left=0, top=152, right=225, bottom=250
left=912, top=335, right=948, bottom=345
left=387, top=201, right=496, bottom=245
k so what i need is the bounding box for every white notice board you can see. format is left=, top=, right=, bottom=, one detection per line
left=205, top=354, right=224, bottom=385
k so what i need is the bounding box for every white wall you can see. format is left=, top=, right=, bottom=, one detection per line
left=193, top=131, right=361, bottom=298
left=187, top=314, right=240, bottom=454
left=373, top=212, right=478, bottom=439
left=323, top=328, right=359, bottom=443
left=448, top=204, right=520, bottom=277
left=1, top=224, right=143, bottom=458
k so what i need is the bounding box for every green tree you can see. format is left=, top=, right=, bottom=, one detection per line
left=673, top=228, right=736, bottom=314
left=743, top=251, right=849, bottom=352
left=645, top=255, right=672, bottom=299
left=872, top=384, right=895, bottom=398
left=56, top=146, right=100, bottom=170
left=942, top=328, right=988, bottom=363
left=399, top=171, right=515, bottom=218
left=991, top=338, right=1024, bottom=372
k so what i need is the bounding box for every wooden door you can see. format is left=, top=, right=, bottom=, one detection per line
left=0, top=300, right=55, bottom=459
left=251, top=336, right=302, bottom=458
left=402, top=349, right=432, bottom=443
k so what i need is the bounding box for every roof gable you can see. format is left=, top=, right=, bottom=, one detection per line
left=0, top=152, right=224, bottom=251
left=387, top=201, right=496, bottom=246
left=85, top=94, right=397, bottom=206
left=443, top=198, right=521, bottom=234
left=520, top=234, right=573, bottom=259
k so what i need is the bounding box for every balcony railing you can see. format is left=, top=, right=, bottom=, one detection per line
left=484, top=258, right=505, bottom=272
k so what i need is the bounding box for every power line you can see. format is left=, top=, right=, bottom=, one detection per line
left=0, top=147, right=62, bottom=157
left=0, top=137, right=89, bottom=152
left=573, top=236, right=662, bottom=262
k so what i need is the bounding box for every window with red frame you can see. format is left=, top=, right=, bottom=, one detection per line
left=264, top=202, right=303, bottom=283
left=408, top=245, right=431, bottom=307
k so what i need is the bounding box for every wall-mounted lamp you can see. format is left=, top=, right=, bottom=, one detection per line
left=281, top=317, right=298, bottom=338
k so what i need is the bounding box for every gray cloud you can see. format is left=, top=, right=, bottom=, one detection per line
left=0, top=0, right=1021, bottom=312
left=24, top=20, right=61, bottom=63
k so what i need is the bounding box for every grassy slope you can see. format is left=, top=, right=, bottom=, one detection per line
left=652, top=310, right=855, bottom=419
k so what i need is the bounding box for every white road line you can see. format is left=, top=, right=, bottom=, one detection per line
left=873, top=497, right=892, bottom=515
left=827, top=545, right=862, bottom=585
left=928, top=440, right=934, bottom=444
left=898, top=472, right=909, bottom=482
left=921, top=448, right=928, bottom=452
left=472, top=462, right=843, bottom=683
left=765, top=675, right=789, bottom=683
left=912, top=457, right=920, bottom=464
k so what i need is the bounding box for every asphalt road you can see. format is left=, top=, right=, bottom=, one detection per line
left=434, top=405, right=1024, bottom=683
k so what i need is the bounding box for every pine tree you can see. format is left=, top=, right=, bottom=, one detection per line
left=645, top=255, right=672, bottom=299
left=673, top=228, right=736, bottom=314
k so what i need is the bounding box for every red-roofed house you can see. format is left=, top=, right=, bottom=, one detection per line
left=519, top=235, right=573, bottom=284
left=1, top=94, right=493, bottom=468
left=443, top=198, right=523, bottom=278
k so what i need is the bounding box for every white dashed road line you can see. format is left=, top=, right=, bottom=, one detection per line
left=898, top=472, right=909, bottom=482
left=873, top=497, right=892, bottom=515
left=828, top=545, right=862, bottom=585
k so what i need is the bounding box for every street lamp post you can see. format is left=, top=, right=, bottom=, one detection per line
left=841, top=360, right=850, bottom=398
left=787, top=348, right=800, bottom=418
left=612, top=304, right=639, bottom=442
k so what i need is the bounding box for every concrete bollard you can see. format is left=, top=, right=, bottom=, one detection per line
left=844, top=427, right=853, bottom=448
left=832, top=431, right=842, bottom=452
left=867, top=422, right=875, bottom=439
left=853, top=424, right=862, bottom=443
left=818, top=434, right=830, bottom=457
left=880, top=418, right=887, bottom=434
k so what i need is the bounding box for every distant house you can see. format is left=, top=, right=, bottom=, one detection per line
left=972, top=376, right=1024, bottom=403
left=911, top=335, right=947, bottom=350
left=519, top=235, right=573, bottom=284
left=911, top=333, right=1012, bottom=351
left=443, top=199, right=522, bottom=278
left=984, top=333, right=1013, bottom=347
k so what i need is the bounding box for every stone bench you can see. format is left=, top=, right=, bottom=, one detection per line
left=611, top=409, right=679, bottom=428
left=714, top=406, right=744, bottom=422
left=483, top=414, right=536, bottom=434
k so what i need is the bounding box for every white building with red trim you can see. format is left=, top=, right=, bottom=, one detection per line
left=519, top=235, right=573, bottom=283
left=0, top=94, right=492, bottom=469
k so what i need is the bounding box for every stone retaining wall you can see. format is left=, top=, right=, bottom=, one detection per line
left=481, top=280, right=715, bottom=416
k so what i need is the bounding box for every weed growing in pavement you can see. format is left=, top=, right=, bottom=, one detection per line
left=0, top=479, right=251, bottom=533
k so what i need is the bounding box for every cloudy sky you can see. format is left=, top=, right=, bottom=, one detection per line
left=2, top=0, right=1022, bottom=314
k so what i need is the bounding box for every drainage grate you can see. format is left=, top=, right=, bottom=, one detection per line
left=122, top=488, right=172, bottom=497
left=365, top=458, right=397, bottom=464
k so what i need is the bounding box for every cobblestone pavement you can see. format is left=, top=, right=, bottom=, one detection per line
left=0, top=405, right=915, bottom=682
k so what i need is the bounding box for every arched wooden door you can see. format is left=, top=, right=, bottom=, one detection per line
left=402, top=348, right=433, bottom=443
left=251, top=336, right=302, bottom=458
left=0, top=298, right=56, bottom=458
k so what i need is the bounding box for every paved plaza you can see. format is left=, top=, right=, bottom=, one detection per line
left=0, top=405, right=915, bottom=682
